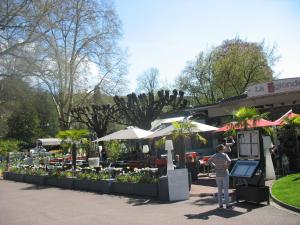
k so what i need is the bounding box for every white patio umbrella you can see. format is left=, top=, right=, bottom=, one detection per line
left=93, top=126, right=153, bottom=142
left=147, top=121, right=218, bottom=139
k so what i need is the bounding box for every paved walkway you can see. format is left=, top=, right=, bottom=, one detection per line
left=190, top=174, right=233, bottom=197
left=190, top=174, right=275, bottom=197
left=0, top=180, right=299, bottom=225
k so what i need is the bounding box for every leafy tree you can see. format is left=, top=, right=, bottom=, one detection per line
left=6, top=103, right=40, bottom=144
left=114, top=89, right=188, bottom=130
left=278, top=115, right=300, bottom=159
left=171, top=121, right=207, bottom=168
left=1, top=78, right=59, bottom=139
left=136, top=67, right=160, bottom=94
left=177, top=38, right=278, bottom=105
left=0, top=77, right=33, bottom=137
left=33, top=91, right=59, bottom=137
left=212, top=39, right=275, bottom=98
left=105, top=140, right=122, bottom=163
left=0, top=139, right=19, bottom=171
left=56, top=129, right=89, bottom=170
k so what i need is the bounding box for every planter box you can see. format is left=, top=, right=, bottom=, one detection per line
left=73, top=179, right=113, bottom=193
left=73, top=179, right=90, bottom=191
left=112, top=182, right=134, bottom=195
left=133, top=183, right=158, bottom=197
left=23, top=175, right=46, bottom=185
left=98, top=179, right=114, bottom=194
left=45, top=176, right=59, bottom=187
left=56, top=177, right=74, bottom=189
left=236, top=185, right=270, bottom=204
left=3, top=171, right=8, bottom=180
left=45, top=177, right=74, bottom=189
left=4, top=172, right=24, bottom=182
left=112, top=182, right=158, bottom=197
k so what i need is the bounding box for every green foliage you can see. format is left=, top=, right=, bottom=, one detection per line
left=272, top=173, right=300, bottom=208
left=212, top=39, right=274, bottom=98
left=6, top=103, right=40, bottom=144
left=26, top=168, right=48, bottom=176
left=56, top=129, right=89, bottom=142
left=76, top=172, right=100, bottom=180
left=177, top=38, right=277, bottom=105
left=57, top=129, right=89, bottom=152
left=115, top=169, right=158, bottom=184
left=0, top=162, right=7, bottom=174
left=8, top=167, right=24, bottom=174
left=0, top=78, right=59, bottom=139
left=76, top=171, right=110, bottom=180
left=154, top=137, right=166, bottom=150
left=105, top=140, right=122, bottom=162
left=50, top=170, right=73, bottom=178
left=0, top=139, right=19, bottom=157
left=33, top=91, right=59, bottom=137
left=283, top=116, right=300, bottom=128
left=172, top=121, right=207, bottom=144
left=76, top=171, right=111, bottom=180
left=233, top=107, right=268, bottom=129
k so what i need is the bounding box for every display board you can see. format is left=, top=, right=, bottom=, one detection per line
left=237, top=130, right=260, bottom=159
left=230, top=160, right=260, bottom=178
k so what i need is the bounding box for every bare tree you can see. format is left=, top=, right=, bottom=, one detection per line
left=177, top=51, right=216, bottom=105
left=31, top=0, right=127, bottom=129
left=71, top=104, right=118, bottom=138
left=114, top=89, right=188, bottom=130
left=0, top=0, right=58, bottom=78
left=136, top=67, right=160, bottom=94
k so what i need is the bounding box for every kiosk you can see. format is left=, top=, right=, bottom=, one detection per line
left=230, top=130, right=270, bottom=204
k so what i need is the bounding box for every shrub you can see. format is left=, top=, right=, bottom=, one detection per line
left=76, top=172, right=101, bottom=180
left=115, top=170, right=158, bottom=184
left=50, top=170, right=72, bottom=178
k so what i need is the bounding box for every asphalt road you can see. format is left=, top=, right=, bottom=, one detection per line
left=0, top=180, right=299, bottom=225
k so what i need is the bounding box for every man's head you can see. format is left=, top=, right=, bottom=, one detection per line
left=216, top=144, right=225, bottom=153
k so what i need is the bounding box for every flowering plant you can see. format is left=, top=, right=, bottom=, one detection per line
left=115, top=167, right=158, bottom=184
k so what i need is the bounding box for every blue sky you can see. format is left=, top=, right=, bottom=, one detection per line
left=115, top=0, right=300, bottom=91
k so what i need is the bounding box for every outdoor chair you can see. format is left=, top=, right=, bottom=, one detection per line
left=199, top=156, right=212, bottom=176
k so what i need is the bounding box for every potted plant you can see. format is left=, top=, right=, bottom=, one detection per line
left=46, top=170, right=74, bottom=189
left=113, top=169, right=158, bottom=197
left=5, top=167, right=24, bottom=182
left=23, top=168, right=47, bottom=185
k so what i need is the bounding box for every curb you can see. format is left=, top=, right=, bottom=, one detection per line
left=269, top=178, right=300, bottom=214
left=270, top=189, right=300, bottom=214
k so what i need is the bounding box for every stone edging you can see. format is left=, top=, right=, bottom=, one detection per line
left=270, top=186, right=300, bottom=213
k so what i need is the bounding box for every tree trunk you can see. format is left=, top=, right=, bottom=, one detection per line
left=71, top=143, right=77, bottom=171
left=174, top=137, right=186, bottom=168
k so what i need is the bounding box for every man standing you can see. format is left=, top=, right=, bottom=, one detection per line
left=207, top=144, right=232, bottom=209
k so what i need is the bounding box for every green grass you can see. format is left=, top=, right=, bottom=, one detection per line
left=271, top=173, right=300, bottom=208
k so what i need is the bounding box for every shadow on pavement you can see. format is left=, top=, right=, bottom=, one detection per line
left=192, top=196, right=216, bottom=206
left=233, top=201, right=266, bottom=212
left=194, top=176, right=217, bottom=188
left=185, top=208, right=244, bottom=220
left=20, top=185, right=52, bottom=190
left=126, top=196, right=163, bottom=206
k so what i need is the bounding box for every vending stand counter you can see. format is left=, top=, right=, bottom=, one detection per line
left=230, top=130, right=271, bottom=204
